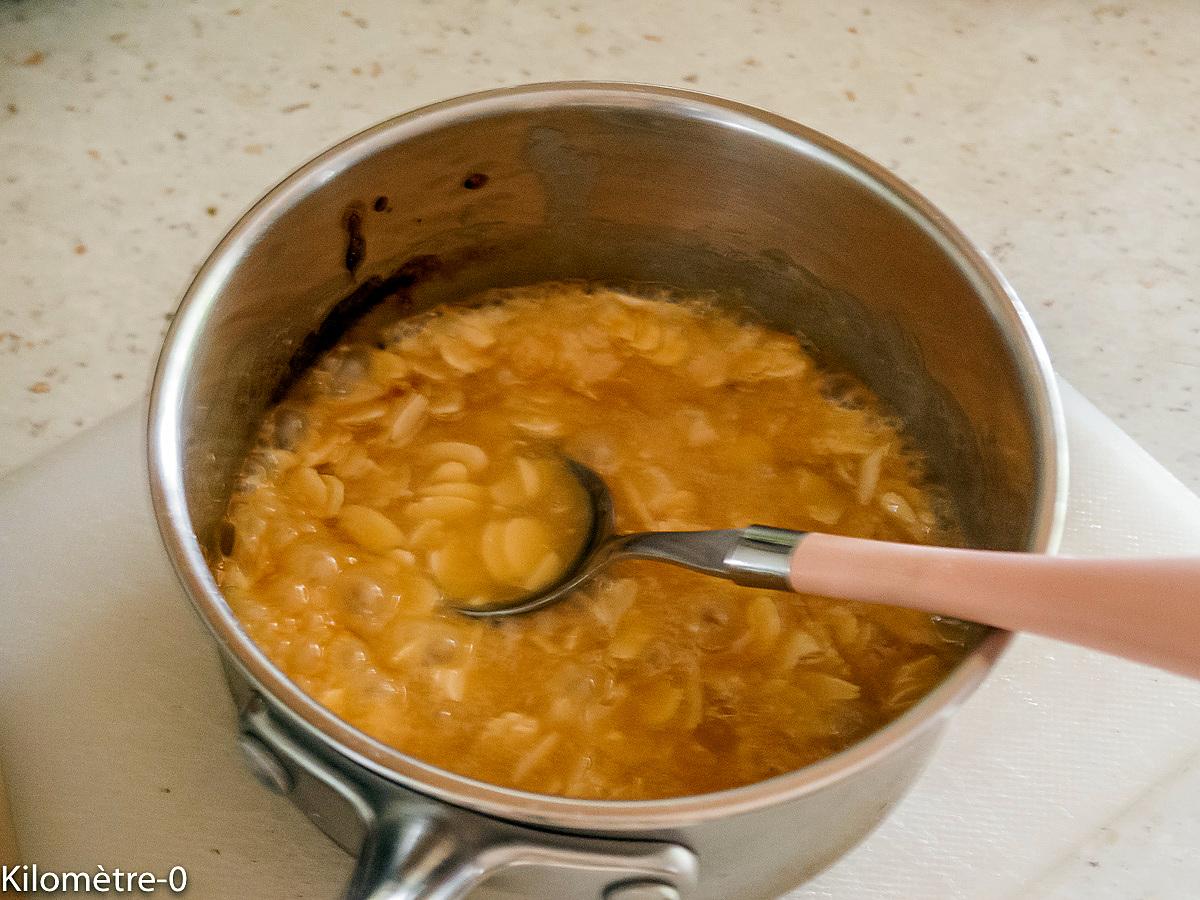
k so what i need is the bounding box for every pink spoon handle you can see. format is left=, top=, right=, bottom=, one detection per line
left=789, top=533, right=1200, bottom=678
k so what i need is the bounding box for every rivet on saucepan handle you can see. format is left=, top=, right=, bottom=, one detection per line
left=236, top=732, right=295, bottom=796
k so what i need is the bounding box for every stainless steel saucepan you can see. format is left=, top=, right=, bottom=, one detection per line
left=148, top=83, right=1067, bottom=899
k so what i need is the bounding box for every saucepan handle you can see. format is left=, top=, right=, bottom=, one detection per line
left=345, top=811, right=487, bottom=900
left=239, top=699, right=697, bottom=900
left=346, top=808, right=698, bottom=900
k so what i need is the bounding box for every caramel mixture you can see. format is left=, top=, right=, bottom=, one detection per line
left=216, top=284, right=975, bottom=799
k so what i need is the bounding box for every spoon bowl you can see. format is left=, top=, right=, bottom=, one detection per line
left=455, top=459, right=619, bottom=617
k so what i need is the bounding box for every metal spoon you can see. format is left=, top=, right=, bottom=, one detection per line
left=457, top=459, right=791, bottom=618
left=457, top=459, right=1200, bottom=680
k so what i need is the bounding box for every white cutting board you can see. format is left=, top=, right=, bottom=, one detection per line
left=1, top=380, right=1199, bottom=899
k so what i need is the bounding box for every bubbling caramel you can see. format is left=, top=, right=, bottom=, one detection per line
left=215, top=283, right=976, bottom=799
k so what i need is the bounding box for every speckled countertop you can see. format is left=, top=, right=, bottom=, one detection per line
left=2, top=3, right=1200, bottom=895
left=2, top=1, right=1197, bottom=486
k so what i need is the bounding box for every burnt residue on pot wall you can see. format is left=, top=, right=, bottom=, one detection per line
left=269, top=253, right=443, bottom=405
left=344, top=208, right=367, bottom=275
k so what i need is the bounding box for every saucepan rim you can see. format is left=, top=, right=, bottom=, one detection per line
left=147, top=81, right=1067, bottom=831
